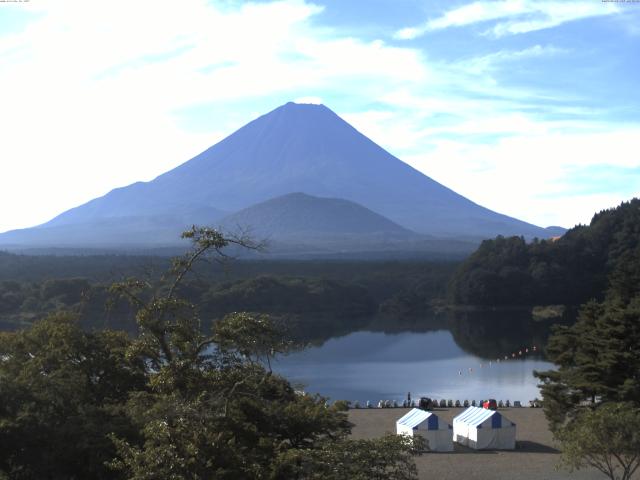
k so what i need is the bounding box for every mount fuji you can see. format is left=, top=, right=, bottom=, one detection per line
left=0, top=102, right=560, bottom=254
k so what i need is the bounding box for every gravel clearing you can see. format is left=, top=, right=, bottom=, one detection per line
left=349, top=407, right=634, bottom=480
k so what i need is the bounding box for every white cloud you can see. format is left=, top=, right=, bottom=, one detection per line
left=341, top=70, right=639, bottom=229
left=394, top=1, right=619, bottom=39
left=401, top=128, right=640, bottom=228
left=489, top=2, right=619, bottom=37
left=0, top=0, right=427, bottom=232
left=343, top=110, right=427, bottom=151
left=0, top=0, right=634, bottom=235
left=294, top=96, right=323, bottom=104
left=462, top=44, right=567, bottom=74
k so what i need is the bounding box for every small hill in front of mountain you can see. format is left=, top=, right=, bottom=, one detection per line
left=219, top=192, right=412, bottom=239
left=217, top=192, right=480, bottom=258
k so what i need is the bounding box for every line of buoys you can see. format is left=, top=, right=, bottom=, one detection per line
left=456, top=345, right=538, bottom=376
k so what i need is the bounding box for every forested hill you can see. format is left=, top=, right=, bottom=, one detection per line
left=448, top=199, right=640, bottom=306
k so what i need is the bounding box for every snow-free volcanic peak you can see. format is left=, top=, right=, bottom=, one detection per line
left=0, top=102, right=557, bottom=250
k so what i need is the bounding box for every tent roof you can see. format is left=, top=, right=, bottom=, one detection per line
left=454, top=406, right=505, bottom=427
left=396, top=408, right=433, bottom=428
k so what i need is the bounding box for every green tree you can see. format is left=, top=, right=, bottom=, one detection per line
left=108, top=226, right=421, bottom=479
left=556, top=403, right=640, bottom=480
left=535, top=297, right=640, bottom=429
left=0, top=312, right=146, bottom=479
left=0, top=227, right=422, bottom=479
left=448, top=198, right=640, bottom=307
left=275, top=434, right=424, bottom=480
left=535, top=226, right=640, bottom=479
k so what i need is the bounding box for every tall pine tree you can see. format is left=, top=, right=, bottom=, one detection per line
left=535, top=254, right=640, bottom=430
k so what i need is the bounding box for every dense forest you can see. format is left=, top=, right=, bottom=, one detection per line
left=0, top=228, right=424, bottom=479
left=448, top=199, right=640, bottom=307
left=0, top=252, right=456, bottom=285
left=531, top=211, right=640, bottom=480
left=0, top=253, right=457, bottom=346
left=0, top=250, right=172, bottom=282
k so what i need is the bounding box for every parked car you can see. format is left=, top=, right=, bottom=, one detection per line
left=483, top=399, right=498, bottom=410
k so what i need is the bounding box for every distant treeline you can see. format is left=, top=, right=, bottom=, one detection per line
left=9, top=197, right=638, bottom=337
left=0, top=251, right=172, bottom=282
left=0, top=246, right=564, bottom=358
left=0, top=257, right=459, bottom=340
left=0, top=251, right=456, bottom=289
left=446, top=199, right=640, bottom=307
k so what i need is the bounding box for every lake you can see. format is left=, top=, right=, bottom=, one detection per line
left=274, top=328, right=554, bottom=405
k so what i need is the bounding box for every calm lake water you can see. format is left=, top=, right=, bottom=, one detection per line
left=274, top=329, right=554, bottom=404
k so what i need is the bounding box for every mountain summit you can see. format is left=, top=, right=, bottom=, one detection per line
left=0, top=102, right=556, bottom=250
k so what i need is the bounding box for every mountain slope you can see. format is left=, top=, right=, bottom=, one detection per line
left=219, top=192, right=413, bottom=239
left=1, top=102, right=558, bottom=249
left=0, top=211, right=224, bottom=248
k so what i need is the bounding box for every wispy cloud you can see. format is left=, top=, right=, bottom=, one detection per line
left=400, top=128, right=640, bottom=227
left=343, top=67, right=640, bottom=228
left=394, top=1, right=619, bottom=39
left=461, top=44, right=567, bottom=74
left=294, top=96, right=323, bottom=104
left=0, top=0, right=427, bottom=231
left=0, top=0, right=636, bottom=232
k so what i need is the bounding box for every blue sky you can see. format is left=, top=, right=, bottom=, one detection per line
left=0, top=0, right=639, bottom=232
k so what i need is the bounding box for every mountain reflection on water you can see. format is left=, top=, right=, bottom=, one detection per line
left=274, top=310, right=558, bottom=404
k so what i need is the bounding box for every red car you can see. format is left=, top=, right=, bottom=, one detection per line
left=483, top=399, right=497, bottom=410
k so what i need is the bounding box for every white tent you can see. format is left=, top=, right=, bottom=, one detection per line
left=453, top=406, right=516, bottom=450
left=396, top=408, right=454, bottom=452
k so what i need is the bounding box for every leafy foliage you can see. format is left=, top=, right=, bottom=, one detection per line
left=556, top=403, right=640, bottom=480
left=0, top=227, right=422, bottom=479
left=275, top=434, right=424, bottom=480
left=532, top=208, right=640, bottom=479
left=0, top=313, right=146, bottom=479
left=535, top=295, right=640, bottom=429
left=202, top=275, right=376, bottom=318
left=449, top=198, right=640, bottom=306
left=0, top=258, right=454, bottom=335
